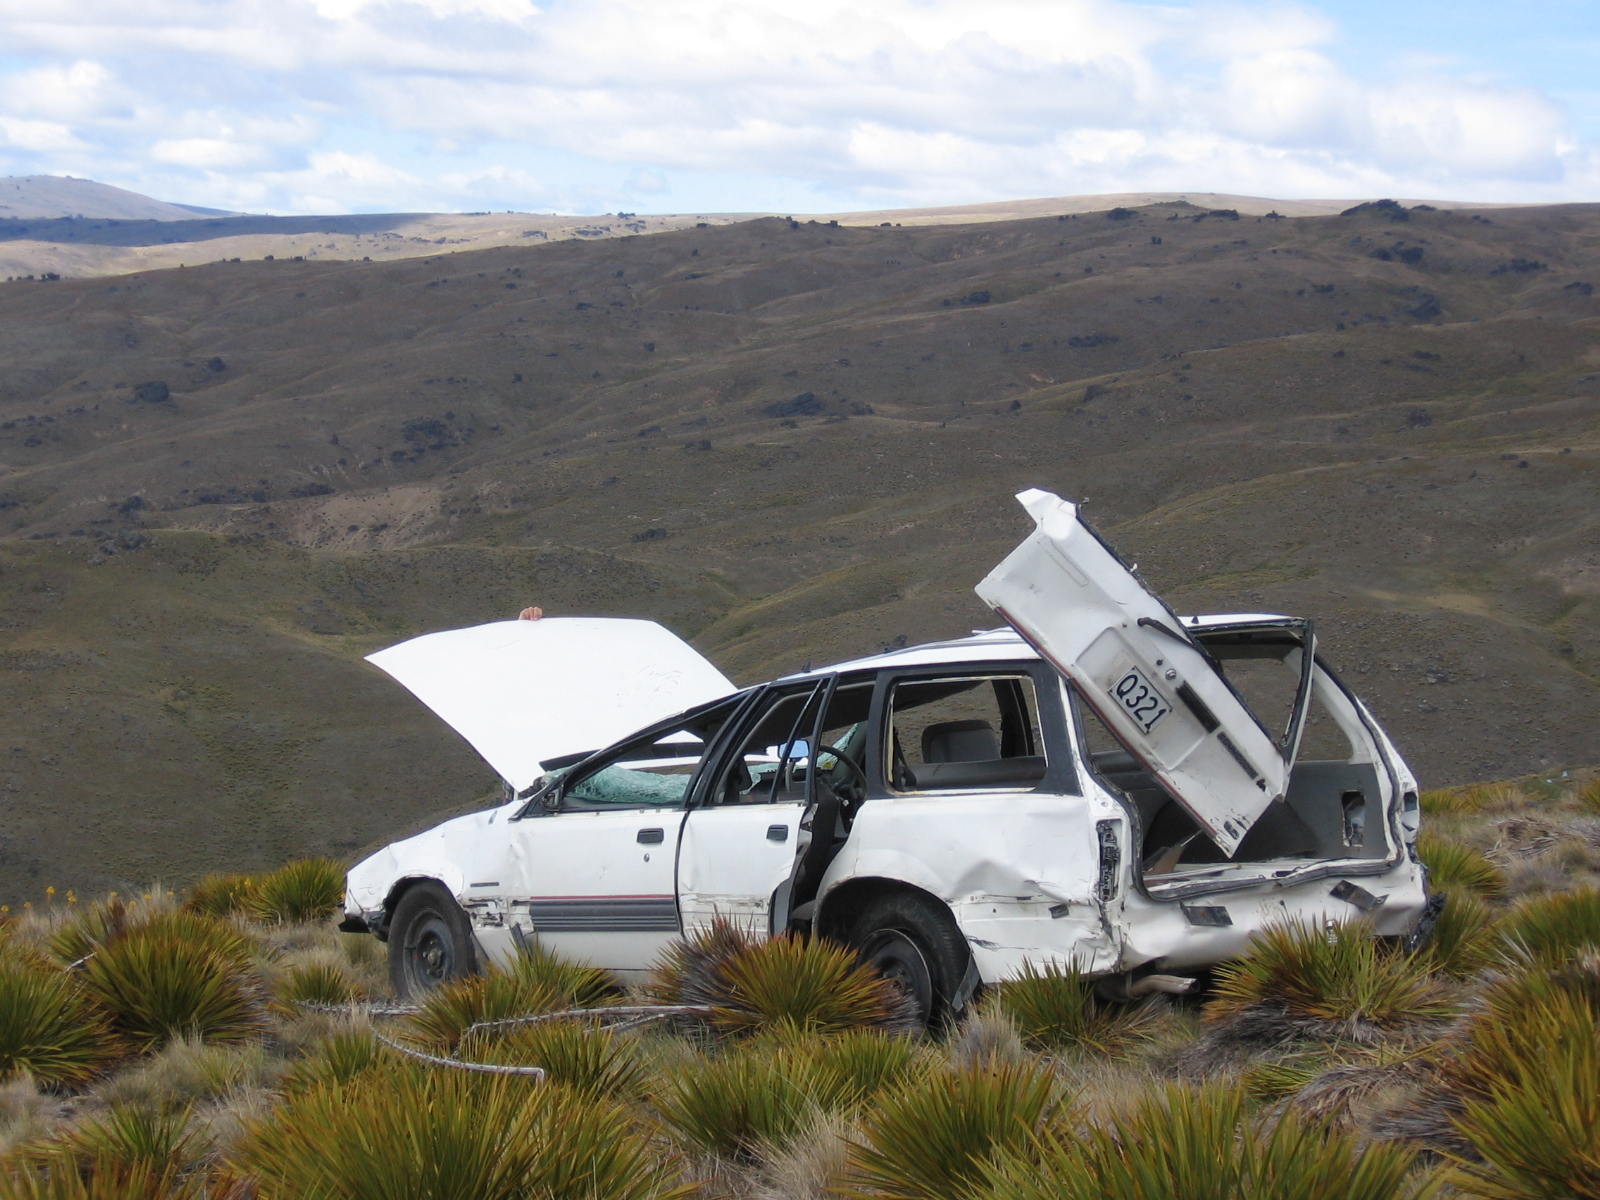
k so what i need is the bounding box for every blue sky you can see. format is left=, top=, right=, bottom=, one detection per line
left=0, top=0, right=1593, bottom=215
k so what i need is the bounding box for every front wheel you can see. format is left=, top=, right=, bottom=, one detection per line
left=388, top=881, right=478, bottom=1000
left=850, top=891, right=970, bottom=1029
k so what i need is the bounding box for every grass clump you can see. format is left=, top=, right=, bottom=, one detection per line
left=233, top=1059, right=689, bottom=1200
left=1207, top=918, right=1452, bottom=1030
left=182, top=874, right=258, bottom=919
left=281, top=1027, right=380, bottom=1094
left=464, top=1020, right=647, bottom=1101
left=655, top=1029, right=926, bottom=1158
left=248, top=859, right=345, bottom=925
left=1418, top=888, right=1499, bottom=979
left=1439, top=957, right=1600, bottom=1198
left=1574, top=778, right=1600, bottom=815
left=405, top=942, right=614, bottom=1049
left=648, top=922, right=918, bottom=1036
left=981, top=1080, right=1433, bottom=1200
left=78, top=917, right=266, bottom=1051
left=845, top=1059, right=1063, bottom=1200
left=0, top=958, right=118, bottom=1087
left=272, top=961, right=361, bottom=1010
left=1497, top=886, right=1600, bottom=965
left=983, top=959, right=1156, bottom=1055
left=1416, top=833, right=1507, bottom=898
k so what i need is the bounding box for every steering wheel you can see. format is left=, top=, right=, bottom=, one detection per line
left=818, top=746, right=868, bottom=806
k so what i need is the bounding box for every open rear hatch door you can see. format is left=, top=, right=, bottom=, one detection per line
left=366, top=618, right=736, bottom=794
left=976, top=489, right=1293, bottom=857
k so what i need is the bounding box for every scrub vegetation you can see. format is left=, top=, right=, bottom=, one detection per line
left=0, top=769, right=1596, bottom=1199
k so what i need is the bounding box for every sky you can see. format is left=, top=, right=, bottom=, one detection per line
left=0, top=0, right=1595, bottom=216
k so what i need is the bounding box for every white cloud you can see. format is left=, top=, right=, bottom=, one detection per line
left=0, top=0, right=1589, bottom=212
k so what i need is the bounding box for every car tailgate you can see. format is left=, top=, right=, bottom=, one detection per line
left=976, top=489, right=1287, bottom=856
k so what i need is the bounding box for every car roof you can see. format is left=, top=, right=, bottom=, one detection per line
left=774, top=613, right=1296, bottom=681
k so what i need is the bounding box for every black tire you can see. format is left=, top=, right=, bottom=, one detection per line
left=387, top=881, right=479, bottom=1000
left=849, top=891, right=970, bottom=1029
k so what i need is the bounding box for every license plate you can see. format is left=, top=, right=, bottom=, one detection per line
left=1109, top=666, right=1171, bottom=734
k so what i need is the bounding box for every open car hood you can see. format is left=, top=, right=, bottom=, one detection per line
left=976, top=489, right=1291, bottom=856
left=366, top=618, right=737, bottom=793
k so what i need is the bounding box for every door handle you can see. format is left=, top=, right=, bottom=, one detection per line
left=766, top=825, right=789, bottom=843
left=637, top=828, right=664, bottom=844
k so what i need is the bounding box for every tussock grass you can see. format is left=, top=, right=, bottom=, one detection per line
left=182, top=875, right=258, bottom=920
left=0, top=958, right=118, bottom=1087
left=1497, top=886, right=1600, bottom=964
left=1207, top=918, right=1453, bottom=1031
left=983, top=959, right=1158, bottom=1055
left=464, top=1020, right=647, bottom=1101
left=1575, top=777, right=1600, bottom=815
left=1436, top=956, right=1600, bottom=1198
left=655, top=1029, right=928, bottom=1159
left=248, top=860, right=345, bottom=925
left=280, top=1026, right=380, bottom=1094
left=981, top=1080, right=1434, bottom=1200
left=234, top=1060, right=691, bottom=1200
left=78, top=919, right=266, bottom=1051
left=271, top=960, right=361, bottom=1010
left=405, top=941, right=614, bottom=1049
left=1418, top=888, right=1499, bottom=979
left=844, top=1059, right=1063, bottom=1200
left=1416, top=833, right=1507, bottom=898
left=94, top=1038, right=277, bottom=1110
left=649, top=922, right=918, bottom=1037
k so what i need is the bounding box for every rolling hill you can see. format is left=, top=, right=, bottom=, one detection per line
left=1, top=196, right=1597, bottom=903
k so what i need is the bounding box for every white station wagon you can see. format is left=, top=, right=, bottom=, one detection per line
left=343, top=490, right=1432, bottom=1021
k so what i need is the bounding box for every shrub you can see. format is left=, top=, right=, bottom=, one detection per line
left=983, top=959, right=1157, bottom=1055
left=233, top=1060, right=689, bottom=1200
left=183, top=874, right=259, bottom=919
left=1498, top=887, right=1600, bottom=965
left=1416, top=834, right=1506, bottom=898
left=845, top=1059, right=1063, bottom=1200
left=249, top=860, right=345, bottom=924
left=1418, top=888, right=1499, bottom=979
left=79, top=920, right=266, bottom=1050
left=648, top=922, right=918, bottom=1037
left=981, top=1080, right=1432, bottom=1200
left=1207, top=918, right=1453, bottom=1029
left=0, top=958, right=119, bottom=1085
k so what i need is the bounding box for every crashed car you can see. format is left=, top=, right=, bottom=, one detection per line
left=344, top=489, right=1430, bottom=1020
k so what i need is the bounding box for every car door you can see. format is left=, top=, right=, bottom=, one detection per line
left=499, top=695, right=745, bottom=976
left=822, top=662, right=1122, bottom=976
left=976, top=488, right=1300, bottom=857
left=677, top=680, right=831, bottom=936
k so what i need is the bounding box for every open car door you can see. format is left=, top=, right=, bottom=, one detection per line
left=976, top=489, right=1295, bottom=857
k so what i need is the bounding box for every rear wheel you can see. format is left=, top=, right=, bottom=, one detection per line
left=850, top=891, right=970, bottom=1029
left=388, top=881, right=478, bottom=1000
